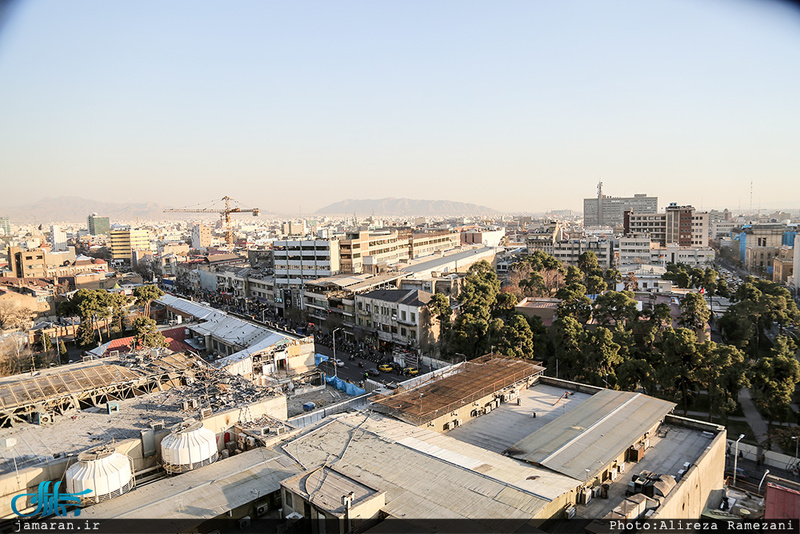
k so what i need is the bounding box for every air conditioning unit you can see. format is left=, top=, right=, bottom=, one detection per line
left=456, top=419, right=462, bottom=427
left=150, top=420, right=165, bottom=431
left=200, top=407, right=213, bottom=419
left=443, top=422, right=451, bottom=430
left=255, top=502, right=269, bottom=516
left=238, top=516, right=251, bottom=530
left=485, top=406, right=492, bottom=414
left=33, top=412, right=53, bottom=425
left=245, top=436, right=256, bottom=448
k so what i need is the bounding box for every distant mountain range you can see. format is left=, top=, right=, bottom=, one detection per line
left=315, top=198, right=498, bottom=216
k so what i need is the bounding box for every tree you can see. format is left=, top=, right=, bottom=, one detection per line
left=594, top=291, right=639, bottom=330
left=564, top=266, right=583, bottom=285
left=696, top=342, right=749, bottom=423
left=578, top=251, right=600, bottom=277
left=617, top=358, right=657, bottom=394
left=623, top=271, right=639, bottom=292
left=0, top=302, right=34, bottom=331
left=553, top=316, right=586, bottom=380
left=134, top=285, right=164, bottom=319
left=679, top=292, right=711, bottom=337
left=428, top=293, right=453, bottom=332
left=586, top=275, right=607, bottom=296
left=58, top=340, right=68, bottom=364
left=579, top=327, right=623, bottom=387
left=130, top=317, right=168, bottom=351
left=494, top=314, right=535, bottom=359
left=659, top=328, right=702, bottom=414
left=493, top=291, right=519, bottom=316
left=556, top=283, right=592, bottom=324
left=38, top=331, right=51, bottom=353
left=750, top=336, right=800, bottom=428
left=58, top=289, right=114, bottom=347
left=604, top=268, right=622, bottom=289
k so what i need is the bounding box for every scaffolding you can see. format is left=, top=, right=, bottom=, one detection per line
left=371, top=354, right=545, bottom=426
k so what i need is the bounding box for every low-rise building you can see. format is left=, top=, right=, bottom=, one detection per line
left=354, top=288, right=437, bottom=354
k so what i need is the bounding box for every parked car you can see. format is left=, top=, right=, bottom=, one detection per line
left=378, top=363, right=393, bottom=372
left=334, top=359, right=345, bottom=367
left=403, top=367, right=419, bottom=376
left=367, top=368, right=381, bottom=377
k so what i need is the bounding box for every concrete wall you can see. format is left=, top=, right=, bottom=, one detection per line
left=652, top=416, right=726, bottom=519
left=539, top=376, right=604, bottom=395
left=731, top=441, right=797, bottom=471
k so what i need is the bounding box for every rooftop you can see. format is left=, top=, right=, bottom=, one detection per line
left=400, top=246, right=495, bottom=275
left=371, top=355, right=545, bottom=426
left=283, top=413, right=553, bottom=521
left=506, top=389, right=675, bottom=481
left=281, top=466, right=382, bottom=516
left=80, top=448, right=301, bottom=520
left=359, top=289, right=432, bottom=307
left=445, top=382, right=593, bottom=454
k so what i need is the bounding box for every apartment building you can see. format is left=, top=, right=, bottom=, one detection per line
left=191, top=224, right=213, bottom=249
left=273, top=239, right=341, bottom=287
left=740, top=224, right=786, bottom=273
left=49, top=225, right=68, bottom=252
left=339, top=230, right=404, bottom=274
left=110, top=228, right=151, bottom=260
left=354, top=288, right=437, bottom=352
left=550, top=238, right=614, bottom=269
left=618, top=236, right=715, bottom=268
left=625, top=204, right=709, bottom=247
left=772, top=246, right=794, bottom=285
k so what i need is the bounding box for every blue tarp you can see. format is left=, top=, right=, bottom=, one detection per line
left=324, top=374, right=366, bottom=396
left=314, top=353, right=329, bottom=366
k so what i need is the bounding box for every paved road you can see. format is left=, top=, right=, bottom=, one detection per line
left=314, top=344, right=420, bottom=385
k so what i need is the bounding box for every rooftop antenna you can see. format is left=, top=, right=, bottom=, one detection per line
left=750, top=180, right=753, bottom=214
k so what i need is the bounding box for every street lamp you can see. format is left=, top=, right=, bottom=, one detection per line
left=758, top=469, right=770, bottom=494
left=332, top=328, right=342, bottom=379
left=792, top=436, right=798, bottom=479
left=733, top=434, right=745, bottom=487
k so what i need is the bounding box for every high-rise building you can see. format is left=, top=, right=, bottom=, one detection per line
left=87, top=213, right=111, bottom=236
left=191, top=224, right=213, bottom=249
left=0, top=217, right=10, bottom=236
left=49, top=225, right=68, bottom=252
left=625, top=204, right=709, bottom=247
left=583, top=183, right=657, bottom=227
left=110, top=228, right=150, bottom=261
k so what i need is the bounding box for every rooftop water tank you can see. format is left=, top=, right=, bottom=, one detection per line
left=161, top=418, right=218, bottom=474
left=65, top=446, right=134, bottom=504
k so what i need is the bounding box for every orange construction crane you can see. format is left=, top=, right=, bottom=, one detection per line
left=164, top=196, right=260, bottom=246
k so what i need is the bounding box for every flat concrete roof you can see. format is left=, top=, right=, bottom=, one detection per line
left=81, top=448, right=301, bottom=520
left=445, top=382, right=593, bottom=454
left=577, top=421, right=720, bottom=519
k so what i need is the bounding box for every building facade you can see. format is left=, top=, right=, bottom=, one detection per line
left=625, top=204, right=709, bottom=247
left=273, top=239, right=341, bottom=287
left=87, top=214, right=110, bottom=236
left=191, top=224, right=213, bottom=249
left=584, top=193, right=657, bottom=227
left=110, top=229, right=151, bottom=261
left=354, top=289, right=437, bottom=352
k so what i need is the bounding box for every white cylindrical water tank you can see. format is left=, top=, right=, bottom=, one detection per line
left=66, top=447, right=134, bottom=504
left=161, top=418, right=218, bottom=474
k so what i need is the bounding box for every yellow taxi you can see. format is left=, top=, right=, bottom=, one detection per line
left=377, top=363, right=394, bottom=372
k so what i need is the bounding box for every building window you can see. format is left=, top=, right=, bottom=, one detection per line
left=410, top=312, right=416, bottom=322
left=284, top=491, right=293, bottom=509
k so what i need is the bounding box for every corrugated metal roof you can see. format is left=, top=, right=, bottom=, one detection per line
left=507, top=390, right=675, bottom=481
left=283, top=414, right=551, bottom=520
left=80, top=448, right=301, bottom=520
left=158, top=295, right=226, bottom=322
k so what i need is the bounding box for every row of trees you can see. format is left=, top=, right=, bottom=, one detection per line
left=428, top=253, right=800, bottom=428
left=55, top=285, right=166, bottom=350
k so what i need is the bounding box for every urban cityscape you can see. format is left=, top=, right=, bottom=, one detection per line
left=1, top=1, right=799, bottom=533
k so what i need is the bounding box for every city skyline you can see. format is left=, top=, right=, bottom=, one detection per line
left=1, top=0, right=800, bottom=213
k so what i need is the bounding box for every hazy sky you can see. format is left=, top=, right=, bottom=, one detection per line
left=1, top=0, right=799, bottom=214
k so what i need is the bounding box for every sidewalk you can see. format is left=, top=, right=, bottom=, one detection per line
left=738, top=388, right=770, bottom=444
